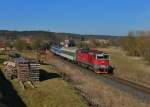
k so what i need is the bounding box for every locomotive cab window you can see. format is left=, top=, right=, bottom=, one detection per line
left=96, top=54, right=109, bottom=59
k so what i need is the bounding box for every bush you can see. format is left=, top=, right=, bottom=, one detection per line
left=121, top=31, right=150, bottom=63
left=14, top=39, right=29, bottom=51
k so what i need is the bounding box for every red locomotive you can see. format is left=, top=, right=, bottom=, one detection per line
left=76, top=49, right=113, bottom=74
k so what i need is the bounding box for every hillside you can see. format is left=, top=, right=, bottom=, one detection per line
left=0, top=30, right=121, bottom=40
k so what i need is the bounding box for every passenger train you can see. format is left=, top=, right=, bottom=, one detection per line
left=51, top=41, right=114, bottom=74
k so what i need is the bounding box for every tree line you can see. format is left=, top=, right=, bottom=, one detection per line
left=121, top=31, right=150, bottom=63
left=5, top=38, right=50, bottom=51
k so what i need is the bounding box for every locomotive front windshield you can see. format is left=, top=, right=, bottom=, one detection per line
left=96, top=54, right=109, bottom=59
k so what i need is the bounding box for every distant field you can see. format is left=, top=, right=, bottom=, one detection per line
left=100, top=47, right=150, bottom=87
left=0, top=53, right=86, bottom=107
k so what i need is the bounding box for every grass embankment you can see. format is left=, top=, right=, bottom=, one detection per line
left=0, top=52, right=86, bottom=107
left=101, top=47, right=150, bottom=87
left=0, top=54, right=26, bottom=107
left=12, top=65, right=86, bottom=107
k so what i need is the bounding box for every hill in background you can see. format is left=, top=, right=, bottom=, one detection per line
left=0, top=30, right=122, bottom=41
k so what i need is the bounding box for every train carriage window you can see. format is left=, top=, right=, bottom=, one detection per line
left=62, top=50, right=75, bottom=56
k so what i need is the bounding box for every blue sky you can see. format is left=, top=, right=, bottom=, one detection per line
left=0, top=0, right=150, bottom=36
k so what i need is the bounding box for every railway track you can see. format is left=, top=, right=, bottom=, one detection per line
left=107, top=76, right=150, bottom=94
left=48, top=54, right=150, bottom=100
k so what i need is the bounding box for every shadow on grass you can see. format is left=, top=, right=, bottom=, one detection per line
left=40, top=69, right=61, bottom=81
left=0, top=70, right=27, bottom=107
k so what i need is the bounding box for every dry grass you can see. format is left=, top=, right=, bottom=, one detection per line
left=0, top=52, right=86, bottom=107
left=99, top=47, right=150, bottom=88
left=48, top=53, right=150, bottom=107
left=10, top=64, right=86, bottom=107
left=20, top=50, right=37, bottom=59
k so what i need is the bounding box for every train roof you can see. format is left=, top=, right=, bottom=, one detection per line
left=78, top=48, right=108, bottom=54
left=61, top=47, right=78, bottom=52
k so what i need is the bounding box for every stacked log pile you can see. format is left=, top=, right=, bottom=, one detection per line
left=29, top=60, right=40, bottom=82
left=3, top=57, right=40, bottom=85
left=17, top=59, right=30, bottom=82
left=3, top=61, right=17, bottom=79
